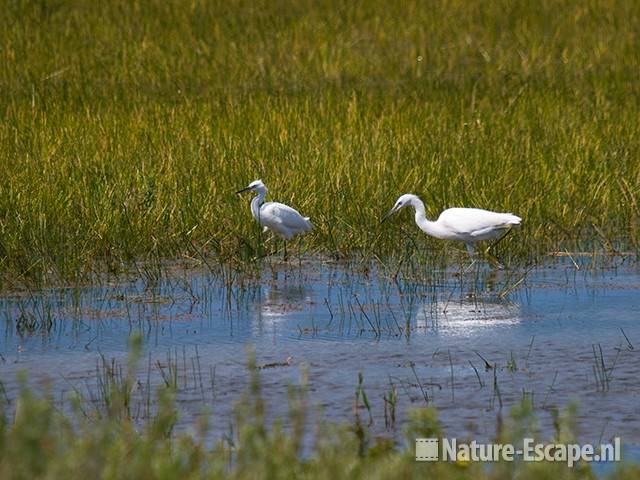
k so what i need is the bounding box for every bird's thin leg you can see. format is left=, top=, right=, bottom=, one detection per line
left=466, top=243, right=475, bottom=257
left=295, top=237, right=303, bottom=266
left=283, top=240, right=288, bottom=262
left=463, top=243, right=477, bottom=273
left=298, top=239, right=312, bottom=263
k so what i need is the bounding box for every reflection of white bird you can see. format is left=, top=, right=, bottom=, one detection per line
left=236, top=179, right=313, bottom=259
left=382, top=194, right=521, bottom=261
left=258, top=284, right=311, bottom=322
left=416, top=300, right=520, bottom=334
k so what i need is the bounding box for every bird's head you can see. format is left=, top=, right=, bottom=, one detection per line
left=236, top=179, right=266, bottom=194
left=381, top=194, right=417, bottom=223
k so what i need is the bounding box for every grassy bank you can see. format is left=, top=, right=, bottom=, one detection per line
left=2, top=346, right=639, bottom=479
left=1, top=0, right=639, bottom=282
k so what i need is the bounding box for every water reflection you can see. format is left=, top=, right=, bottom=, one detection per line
left=253, top=282, right=313, bottom=331
left=415, top=298, right=521, bottom=335
left=1, top=260, right=639, bottom=446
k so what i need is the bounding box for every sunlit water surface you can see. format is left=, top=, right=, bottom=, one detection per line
left=1, top=258, right=639, bottom=470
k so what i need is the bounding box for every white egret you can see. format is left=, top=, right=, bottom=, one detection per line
left=236, top=179, right=313, bottom=260
left=382, top=194, right=522, bottom=263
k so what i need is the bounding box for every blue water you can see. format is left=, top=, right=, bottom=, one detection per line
left=1, top=258, right=639, bottom=472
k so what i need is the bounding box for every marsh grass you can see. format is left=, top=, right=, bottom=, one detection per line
left=2, top=347, right=639, bottom=479
left=0, top=0, right=639, bottom=283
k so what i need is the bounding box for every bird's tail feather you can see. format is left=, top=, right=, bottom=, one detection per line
left=505, top=214, right=522, bottom=225
left=304, top=217, right=313, bottom=230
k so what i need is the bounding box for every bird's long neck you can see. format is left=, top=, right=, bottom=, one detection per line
left=411, top=198, right=447, bottom=239
left=251, top=188, right=267, bottom=221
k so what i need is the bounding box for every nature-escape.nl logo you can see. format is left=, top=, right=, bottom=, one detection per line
left=415, top=438, right=621, bottom=467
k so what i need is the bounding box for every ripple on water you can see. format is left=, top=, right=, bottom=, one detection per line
left=1, top=260, right=639, bottom=451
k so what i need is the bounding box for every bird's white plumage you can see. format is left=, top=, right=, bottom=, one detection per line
left=384, top=194, right=521, bottom=256
left=258, top=201, right=313, bottom=240
left=237, top=180, right=312, bottom=241
left=436, top=208, right=521, bottom=241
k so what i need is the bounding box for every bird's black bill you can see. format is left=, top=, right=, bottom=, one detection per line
left=380, top=209, right=394, bottom=224
left=235, top=186, right=252, bottom=194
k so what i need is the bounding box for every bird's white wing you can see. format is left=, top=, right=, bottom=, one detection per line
left=260, top=202, right=312, bottom=231
left=438, top=208, right=520, bottom=236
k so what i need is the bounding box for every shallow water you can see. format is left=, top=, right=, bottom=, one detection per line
left=1, top=258, right=639, bottom=465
